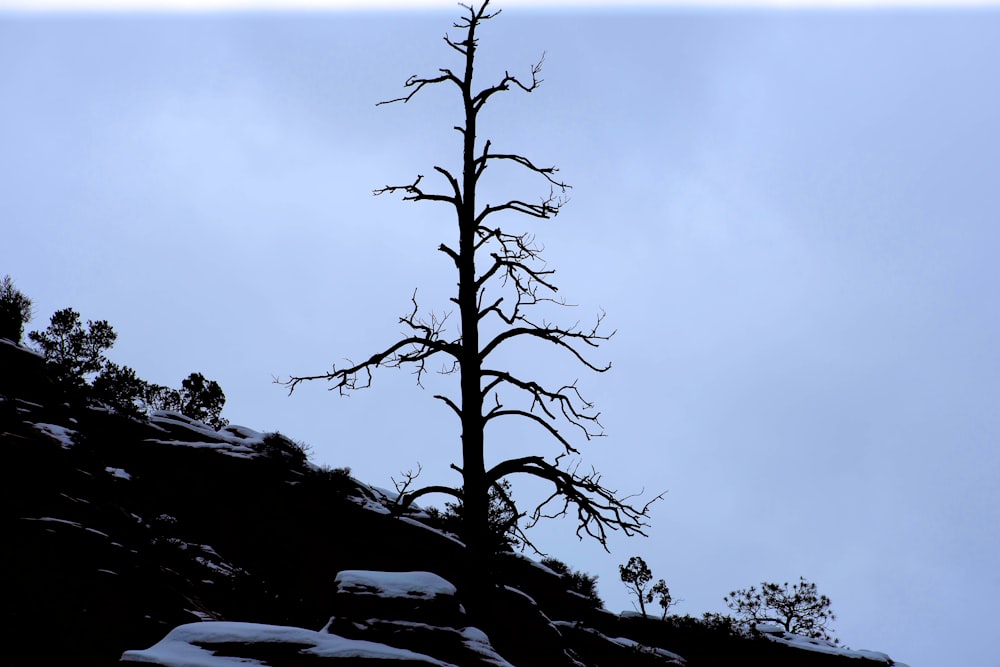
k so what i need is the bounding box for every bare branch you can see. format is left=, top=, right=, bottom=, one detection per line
left=392, top=462, right=423, bottom=497
left=474, top=142, right=569, bottom=192
left=377, top=69, right=462, bottom=106
left=480, top=315, right=614, bottom=371
left=475, top=190, right=568, bottom=225
left=374, top=173, right=459, bottom=208
left=481, top=370, right=604, bottom=442
left=438, top=243, right=460, bottom=266
left=472, top=53, right=545, bottom=111
left=434, top=393, right=462, bottom=418
left=282, top=293, right=460, bottom=395
left=487, top=456, right=664, bottom=550
left=484, top=408, right=580, bottom=455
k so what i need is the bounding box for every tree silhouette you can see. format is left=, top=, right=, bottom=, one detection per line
left=29, top=308, right=116, bottom=391
left=724, top=577, right=837, bottom=641
left=286, top=0, right=658, bottom=597
left=0, top=275, right=33, bottom=343
left=619, top=555, right=675, bottom=619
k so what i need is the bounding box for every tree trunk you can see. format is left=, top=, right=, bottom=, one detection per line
left=458, top=17, right=491, bottom=615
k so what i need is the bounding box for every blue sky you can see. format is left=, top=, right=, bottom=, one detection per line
left=2, top=4, right=999, bottom=665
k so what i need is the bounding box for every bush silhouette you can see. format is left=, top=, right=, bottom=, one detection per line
left=0, top=275, right=33, bottom=343
left=29, top=308, right=116, bottom=390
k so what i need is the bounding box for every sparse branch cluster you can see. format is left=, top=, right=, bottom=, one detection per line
left=488, top=455, right=662, bottom=549
left=285, top=291, right=461, bottom=394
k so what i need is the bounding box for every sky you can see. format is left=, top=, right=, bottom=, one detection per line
left=2, top=2, right=998, bottom=665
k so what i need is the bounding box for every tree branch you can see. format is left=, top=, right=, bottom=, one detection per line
left=480, top=315, right=614, bottom=371
left=472, top=53, right=545, bottom=111
left=282, top=293, right=460, bottom=394
left=376, top=70, right=462, bottom=106
left=486, top=455, right=664, bottom=550
left=373, top=173, right=460, bottom=208
left=481, top=369, right=604, bottom=442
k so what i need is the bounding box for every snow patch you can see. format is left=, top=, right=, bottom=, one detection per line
left=460, top=626, right=516, bottom=667
left=755, top=623, right=894, bottom=663
left=106, top=466, right=131, bottom=480
left=398, top=516, right=466, bottom=547
left=143, top=438, right=258, bottom=459
left=335, top=570, right=457, bottom=599
left=30, top=422, right=77, bottom=448
left=148, top=411, right=266, bottom=450
left=121, top=621, right=451, bottom=666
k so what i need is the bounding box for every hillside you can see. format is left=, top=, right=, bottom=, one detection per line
left=1, top=338, right=905, bottom=667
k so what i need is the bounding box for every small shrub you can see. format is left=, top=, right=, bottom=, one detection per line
left=541, top=556, right=604, bottom=608
left=259, top=432, right=311, bottom=466
left=179, top=372, right=228, bottom=430
left=92, top=362, right=147, bottom=419
left=144, top=383, right=183, bottom=412
left=435, top=478, right=522, bottom=553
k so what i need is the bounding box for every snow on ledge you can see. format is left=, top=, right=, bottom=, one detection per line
left=149, top=411, right=266, bottom=446
left=120, top=621, right=451, bottom=666
left=755, top=623, right=896, bottom=663
left=29, top=422, right=77, bottom=448
left=335, top=570, right=457, bottom=599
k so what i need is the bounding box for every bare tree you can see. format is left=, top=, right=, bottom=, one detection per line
left=286, top=0, right=659, bottom=595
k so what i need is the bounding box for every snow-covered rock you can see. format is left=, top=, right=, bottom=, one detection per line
left=332, top=570, right=464, bottom=627
left=755, top=623, right=898, bottom=663
left=120, top=621, right=454, bottom=666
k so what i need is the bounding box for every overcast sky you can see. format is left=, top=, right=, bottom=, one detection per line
left=3, top=3, right=999, bottom=665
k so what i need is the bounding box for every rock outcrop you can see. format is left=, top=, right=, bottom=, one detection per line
left=2, top=339, right=904, bottom=667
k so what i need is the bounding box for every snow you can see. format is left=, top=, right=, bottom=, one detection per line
left=0, top=337, right=42, bottom=356
left=143, top=412, right=272, bottom=458
left=106, top=466, right=131, bottom=480
left=335, top=570, right=457, bottom=599
left=120, top=621, right=452, bottom=666
left=460, top=626, right=516, bottom=667
left=143, top=438, right=258, bottom=459
left=551, top=621, right=686, bottom=665
left=755, top=623, right=896, bottom=663
left=30, top=422, right=77, bottom=448
left=502, top=585, right=538, bottom=607
left=398, top=516, right=465, bottom=547
left=22, top=516, right=83, bottom=529
left=21, top=516, right=110, bottom=538
left=148, top=412, right=265, bottom=446
left=610, top=635, right=686, bottom=663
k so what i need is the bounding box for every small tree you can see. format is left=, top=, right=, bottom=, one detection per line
left=179, top=372, right=228, bottom=430
left=140, top=373, right=227, bottom=429
left=431, top=477, right=524, bottom=553
left=29, top=308, right=117, bottom=390
left=650, top=579, right=673, bottom=620
left=285, top=0, right=658, bottom=602
left=619, top=556, right=675, bottom=619
left=93, top=362, right=148, bottom=419
left=144, top=383, right=183, bottom=412
left=0, top=275, right=33, bottom=343
left=724, top=576, right=837, bottom=641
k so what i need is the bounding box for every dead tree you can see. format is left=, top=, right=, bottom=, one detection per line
left=286, top=0, right=660, bottom=595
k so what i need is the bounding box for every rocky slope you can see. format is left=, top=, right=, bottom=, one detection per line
left=1, top=338, right=903, bottom=666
